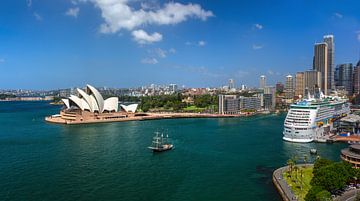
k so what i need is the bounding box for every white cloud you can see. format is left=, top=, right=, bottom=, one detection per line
left=90, top=1, right=214, bottom=33
left=65, top=7, right=80, bottom=18
left=33, top=12, right=42, bottom=21
left=169, top=48, right=176, bottom=54
left=198, top=40, right=206, bottom=46
left=235, top=70, right=249, bottom=78
left=253, top=23, right=263, bottom=30
left=267, top=70, right=274, bottom=75
left=252, top=44, right=263, bottom=50
left=131, top=29, right=162, bottom=44
left=154, top=48, right=167, bottom=58
left=141, top=57, right=158, bottom=64
left=185, top=41, right=192, bottom=45
left=334, top=12, right=343, bottom=19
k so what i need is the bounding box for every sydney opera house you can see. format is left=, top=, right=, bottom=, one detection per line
left=46, top=84, right=139, bottom=124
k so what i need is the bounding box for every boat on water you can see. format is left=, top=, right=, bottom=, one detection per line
left=283, top=89, right=350, bottom=143
left=310, top=149, right=317, bottom=154
left=148, top=132, right=173, bottom=152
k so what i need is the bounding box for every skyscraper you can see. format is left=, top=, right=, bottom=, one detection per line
left=335, top=63, right=353, bottom=95
left=295, top=72, right=305, bottom=98
left=276, top=82, right=284, bottom=93
left=313, top=42, right=328, bottom=94
left=323, top=35, right=335, bottom=92
left=228, top=79, right=235, bottom=89
left=354, top=61, right=360, bottom=94
left=285, top=75, right=294, bottom=99
left=259, top=75, right=266, bottom=89
left=304, top=70, right=322, bottom=95
left=264, top=86, right=276, bottom=110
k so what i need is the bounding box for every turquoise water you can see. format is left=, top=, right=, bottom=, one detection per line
left=0, top=101, right=347, bottom=201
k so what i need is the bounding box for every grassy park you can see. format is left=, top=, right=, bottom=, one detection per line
left=283, top=166, right=313, bottom=201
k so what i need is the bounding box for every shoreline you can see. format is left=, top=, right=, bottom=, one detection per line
left=273, top=164, right=313, bottom=201
left=45, top=112, right=267, bottom=125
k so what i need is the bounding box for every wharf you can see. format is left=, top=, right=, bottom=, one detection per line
left=45, top=112, right=246, bottom=125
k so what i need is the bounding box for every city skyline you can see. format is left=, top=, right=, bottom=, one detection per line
left=2, top=0, right=360, bottom=89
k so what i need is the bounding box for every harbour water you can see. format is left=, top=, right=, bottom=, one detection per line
left=0, top=102, right=347, bottom=201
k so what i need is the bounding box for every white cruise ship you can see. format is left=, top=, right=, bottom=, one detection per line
left=283, top=93, right=350, bottom=143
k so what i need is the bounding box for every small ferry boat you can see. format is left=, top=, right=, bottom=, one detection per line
left=148, top=132, right=173, bottom=152
left=310, top=148, right=317, bottom=155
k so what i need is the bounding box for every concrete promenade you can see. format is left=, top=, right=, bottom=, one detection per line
left=335, top=189, right=360, bottom=201
left=45, top=112, right=250, bottom=125
left=273, top=164, right=313, bottom=201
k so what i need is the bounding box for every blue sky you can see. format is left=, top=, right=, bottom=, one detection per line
left=1, top=0, right=360, bottom=89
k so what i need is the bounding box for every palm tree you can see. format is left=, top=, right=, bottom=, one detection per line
left=287, top=158, right=295, bottom=176
left=303, top=155, right=308, bottom=166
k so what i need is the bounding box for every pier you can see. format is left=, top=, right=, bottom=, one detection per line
left=45, top=112, right=248, bottom=125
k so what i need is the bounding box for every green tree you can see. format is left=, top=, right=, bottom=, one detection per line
left=315, top=190, right=331, bottom=201
left=305, top=185, right=324, bottom=201
left=311, top=162, right=352, bottom=192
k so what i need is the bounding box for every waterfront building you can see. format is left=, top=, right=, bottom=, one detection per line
left=240, top=96, right=261, bottom=111
left=284, top=75, right=294, bottom=99
left=276, top=82, right=284, bottom=93
left=259, top=75, right=266, bottom=89
left=341, top=144, right=360, bottom=168
left=323, top=35, right=335, bottom=91
left=335, top=63, right=353, bottom=95
left=313, top=42, right=328, bottom=94
left=304, top=70, right=322, bottom=96
left=295, top=72, right=305, bottom=98
left=264, top=86, right=276, bottom=110
left=49, top=84, right=139, bottom=124
left=354, top=61, right=360, bottom=94
left=218, top=95, right=240, bottom=114
left=218, top=94, right=261, bottom=114
left=283, top=95, right=350, bottom=143
left=338, top=114, right=360, bottom=134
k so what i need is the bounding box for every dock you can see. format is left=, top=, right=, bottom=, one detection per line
left=45, top=112, right=250, bottom=125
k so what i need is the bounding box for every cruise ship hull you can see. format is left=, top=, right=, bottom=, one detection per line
left=282, top=96, right=350, bottom=143
left=283, top=136, right=313, bottom=143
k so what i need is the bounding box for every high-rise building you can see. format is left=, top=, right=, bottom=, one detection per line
left=295, top=72, right=305, bottom=98
left=169, top=84, right=178, bottom=93
left=354, top=61, right=360, bottom=95
left=218, top=95, right=240, bottom=114
left=285, top=75, right=294, bottom=99
left=313, top=42, right=328, bottom=94
left=335, top=63, right=353, bottom=95
left=259, top=75, right=266, bottom=89
left=240, top=96, right=261, bottom=111
left=228, top=79, right=235, bottom=90
left=276, top=82, right=284, bottom=93
left=264, top=86, right=276, bottom=110
left=304, top=70, right=322, bottom=95
left=323, top=35, right=335, bottom=92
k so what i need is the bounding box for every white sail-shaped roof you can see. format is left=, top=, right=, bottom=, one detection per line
left=104, top=97, right=119, bottom=112
left=87, top=84, right=104, bottom=113
left=120, top=104, right=138, bottom=113
left=89, top=95, right=99, bottom=112
left=61, top=84, right=121, bottom=114
left=77, top=88, right=94, bottom=112
left=62, top=98, right=70, bottom=109
left=68, top=95, right=86, bottom=110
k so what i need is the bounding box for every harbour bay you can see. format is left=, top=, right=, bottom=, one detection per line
left=0, top=102, right=347, bottom=201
